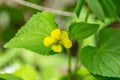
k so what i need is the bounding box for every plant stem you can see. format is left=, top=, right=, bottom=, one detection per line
left=73, top=9, right=90, bottom=79
left=67, top=49, right=72, bottom=80
left=74, top=53, right=79, bottom=72
left=13, top=0, right=75, bottom=17
left=85, top=9, right=90, bottom=23
left=73, top=41, right=82, bottom=77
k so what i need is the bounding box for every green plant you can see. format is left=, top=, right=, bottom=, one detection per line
left=2, top=0, right=120, bottom=80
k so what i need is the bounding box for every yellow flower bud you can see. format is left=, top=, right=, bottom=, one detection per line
left=43, top=37, right=54, bottom=46
left=52, top=44, right=62, bottom=52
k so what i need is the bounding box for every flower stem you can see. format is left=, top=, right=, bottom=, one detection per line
left=66, top=49, right=72, bottom=80
left=13, top=0, right=75, bottom=17
left=73, top=41, right=82, bottom=78
left=85, top=9, right=90, bottom=23
left=73, top=9, right=90, bottom=79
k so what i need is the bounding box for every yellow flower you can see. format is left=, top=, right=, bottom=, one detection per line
left=43, top=29, right=72, bottom=52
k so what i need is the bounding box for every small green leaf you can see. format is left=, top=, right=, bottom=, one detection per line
left=87, top=0, right=105, bottom=21
left=68, top=22, right=99, bottom=40
left=80, top=28, right=120, bottom=77
left=4, top=12, right=58, bottom=55
left=76, top=0, right=85, bottom=17
left=0, top=74, right=23, bottom=80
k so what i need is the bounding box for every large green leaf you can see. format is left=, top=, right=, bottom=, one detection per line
left=95, top=75, right=120, bottom=80
left=100, top=77, right=120, bottom=80
left=99, top=0, right=117, bottom=19
left=68, top=22, right=99, bottom=40
left=113, top=0, right=120, bottom=16
left=4, top=12, right=58, bottom=55
left=76, top=0, right=85, bottom=17
left=0, top=74, right=23, bottom=80
left=80, top=28, right=120, bottom=77
left=87, top=0, right=105, bottom=21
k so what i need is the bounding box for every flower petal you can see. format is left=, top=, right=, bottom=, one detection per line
left=60, top=31, right=68, bottom=39
left=52, top=44, right=62, bottom=52
left=43, top=37, right=54, bottom=46
left=51, top=29, right=61, bottom=40
left=62, top=39, right=72, bottom=48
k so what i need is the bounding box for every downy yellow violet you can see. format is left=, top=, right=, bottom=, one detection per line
left=43, top=29, right=72, bottom=52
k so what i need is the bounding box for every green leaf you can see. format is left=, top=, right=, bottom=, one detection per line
left=0, top=74, right=23, bottom=80
left=100, top=0, right=117, bottom=19
left=68, top=22, right=99, bottom=40
left=95, top=75, right=120, bottom=80
left=101, top=77, right=120, bottom=80
left=4, top=12, right=58, bottom=55
left=113, top=0, right=120, bottom=16
left=76, top=0, right=85, bottom=17
left=87, top=0, right=105, bottom=21
left=80, top=28, right=120, bottom=77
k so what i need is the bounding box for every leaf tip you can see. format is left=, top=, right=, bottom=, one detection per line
left=3, top=42, right=12, bottom=48
left=3, top=43, right=9, bottom=48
